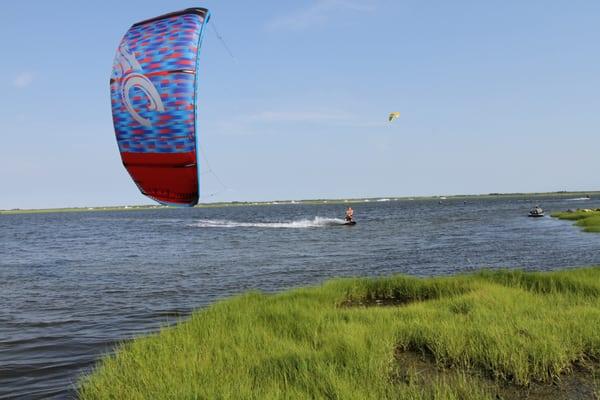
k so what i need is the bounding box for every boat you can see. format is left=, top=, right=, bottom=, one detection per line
left=528, top=206, right=544, bottom=218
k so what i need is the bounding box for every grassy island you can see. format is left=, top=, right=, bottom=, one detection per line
left=79, top=267, right=600, bottom=399
left=553, top=209, right=600, bottom=233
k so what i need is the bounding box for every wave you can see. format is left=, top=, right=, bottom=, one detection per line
left=567, top=197, right=591, bottom=201
left=190, top=217, right=348, bottom=229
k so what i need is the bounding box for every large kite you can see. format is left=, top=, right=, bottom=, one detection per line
left=110, top=8, right=210, bottom=206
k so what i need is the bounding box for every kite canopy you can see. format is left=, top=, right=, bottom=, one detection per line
left=110, top=8, right=210, bottom=206
left=388, top=112, right=400, bottom=122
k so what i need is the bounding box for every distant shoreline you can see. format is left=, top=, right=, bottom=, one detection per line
left=2, top=190, right=599, bottom=215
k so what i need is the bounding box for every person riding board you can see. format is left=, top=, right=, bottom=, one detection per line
left=345, top=207, right=354, bottom=222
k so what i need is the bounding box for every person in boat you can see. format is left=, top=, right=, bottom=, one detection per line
left=530, top=205, right=543, bottom=215
left=345, top=207, right=354, bottom=222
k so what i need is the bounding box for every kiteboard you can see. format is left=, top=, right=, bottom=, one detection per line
left=344, top=221, right=356, bottom=226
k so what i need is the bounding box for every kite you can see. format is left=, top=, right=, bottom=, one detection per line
left=110, top=8, right=211, bottom=206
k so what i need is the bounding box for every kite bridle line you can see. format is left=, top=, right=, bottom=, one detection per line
left=209, top=19, right=237, bottom=62
left=196, top=16, right=236, bottom=202
left=197, top=142, right=231, bottom=201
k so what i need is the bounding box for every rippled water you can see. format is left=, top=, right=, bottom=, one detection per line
left=1, top=197, right=600, bottom=399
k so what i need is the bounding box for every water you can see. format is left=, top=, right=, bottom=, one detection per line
left=1, top=196, right=600, bottom=399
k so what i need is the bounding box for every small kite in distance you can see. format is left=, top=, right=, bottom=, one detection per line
left=388, top=112, right=400, bottom=122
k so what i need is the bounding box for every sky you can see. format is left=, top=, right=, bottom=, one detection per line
left=1, top=0, right=599, bottom=209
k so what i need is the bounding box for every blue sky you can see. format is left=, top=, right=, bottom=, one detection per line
left=1, top=1, right=598, bottom=209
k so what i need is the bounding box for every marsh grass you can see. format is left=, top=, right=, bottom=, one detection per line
left=553, top=210, right=600, bottom=233
left=79, top=267, right=600, bottom=399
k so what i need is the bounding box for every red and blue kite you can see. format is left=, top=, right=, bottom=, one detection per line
left=110, top=8, right=210, bottom=206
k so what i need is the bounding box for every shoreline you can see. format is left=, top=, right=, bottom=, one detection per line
left=552, top=209, right=600, bottom=233
left=2, top=190, right=599, bottom=215
left=79, top=266, right=600, bottom=399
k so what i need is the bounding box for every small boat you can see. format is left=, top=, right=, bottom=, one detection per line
left=528, top=206, right=544, bottom=218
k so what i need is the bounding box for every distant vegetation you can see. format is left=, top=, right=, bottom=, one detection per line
left=553, top=209, right=600, bottom=233
left=79, top=267, right=600, bottom=399
left=0, top=205, right=164, bottom=215
left=2, top=191, right=599, bottom=215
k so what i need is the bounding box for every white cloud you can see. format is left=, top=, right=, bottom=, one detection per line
left=247, top=110, right=353, bottom=123
left=210, top=109, right=385, bottom=136
left=13, top=72, right=35, bottom=88
left=266, top=0, right=375, bottom=31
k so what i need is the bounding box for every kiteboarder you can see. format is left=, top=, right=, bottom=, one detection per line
left=345, top=207, right=354, bottom=222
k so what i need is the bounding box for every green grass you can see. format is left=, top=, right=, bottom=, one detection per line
left=79, top=267, right=600, bottom=399
left=552, top=209, right=600, bottom=233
